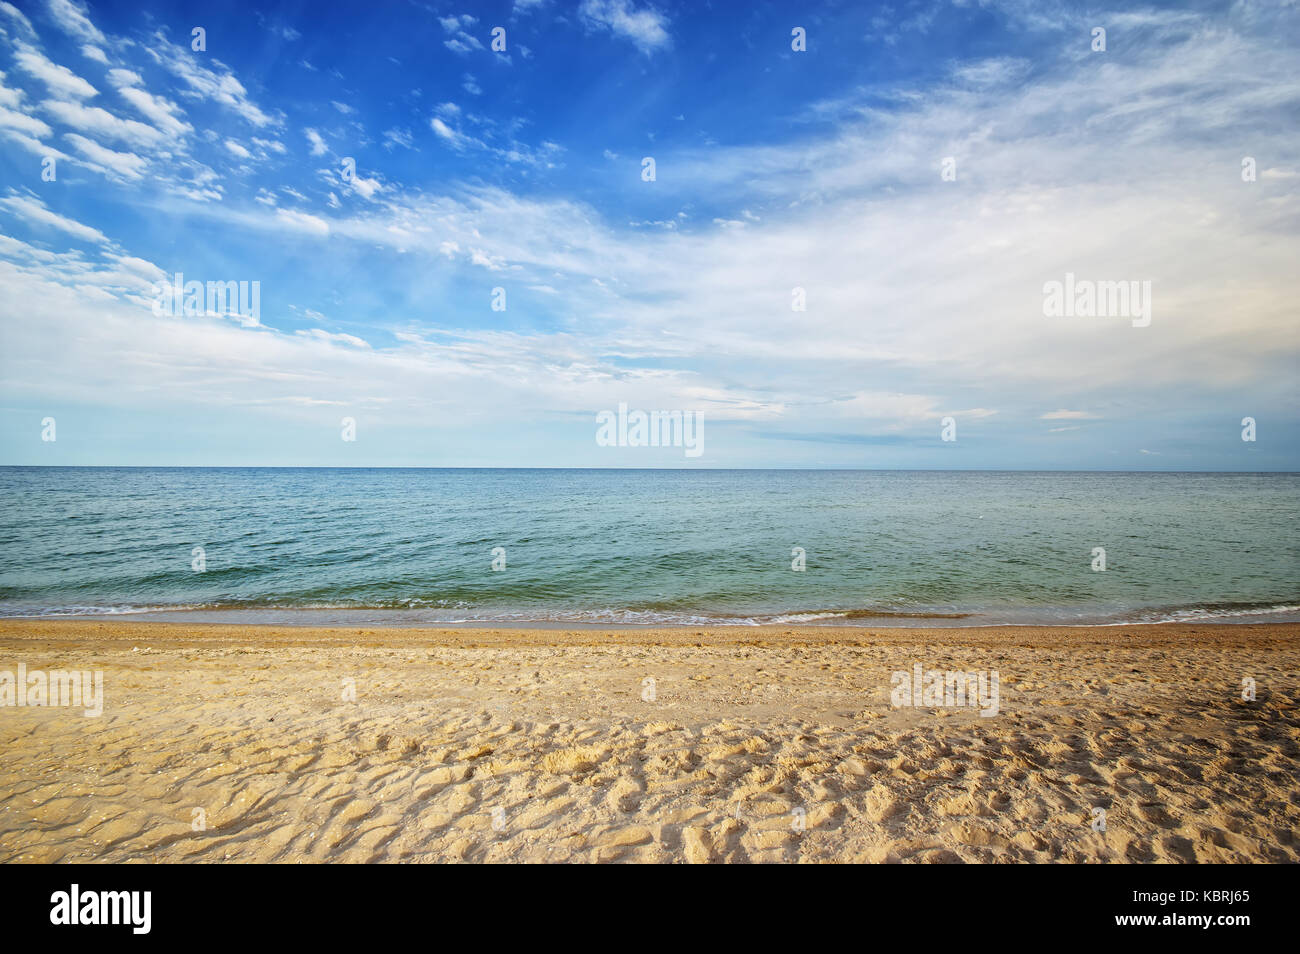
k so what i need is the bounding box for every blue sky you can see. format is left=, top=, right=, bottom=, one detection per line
left=0, top=0, right=1297, bottom=468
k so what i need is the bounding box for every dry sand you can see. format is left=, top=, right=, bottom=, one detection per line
left=1, top=619, right=1297, bottom=863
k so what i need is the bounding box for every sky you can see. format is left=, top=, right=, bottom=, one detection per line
left=0, top=0, right=1297, bottom=469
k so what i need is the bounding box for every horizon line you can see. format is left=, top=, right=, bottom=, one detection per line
left=1, top=465, right=1296, bottom=474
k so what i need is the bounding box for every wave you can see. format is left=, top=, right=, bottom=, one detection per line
left=1123, top=603, right=1300, bottom=624
left=3, top=599, right=1298, bottom=627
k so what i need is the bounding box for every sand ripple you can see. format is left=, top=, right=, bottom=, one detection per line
left=0, top=621, right=1296, bottom=863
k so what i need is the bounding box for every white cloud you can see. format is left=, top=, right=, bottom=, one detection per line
left=41, top=98, right=165, bottom=148
left=295, top=328, right=371, bottom=348
left=64, top=132, right=147, bottom=179
left=107, top=70, right=191, bottom=139
left=0, top=192, right=107, bottom=243
left=0, top=73, right=22, bottom=110
left=109, top=254, right=166, bottom=283
left=0, top=127, right=66, bottom=158
left=348, top=174, right=383, bottom=200
left=382, top=127, right=413, bottom=150
left=275, top=208, right=330, bottom=236
left=426, top=110, right=558, bottom=166
left=0, top=104, right=52, bottom=139
left=469, top=247, right=505, bottom=270
left=45, top=0, right=106, bottom=46
left=1041, top=409, right=1100, bottom=420
left=106, top=69, right=142, bottom=87
left=439, top=14, right=479, bottom=31
left=578, top=0, right=671, bottom=53
left=950, top=57, right=1031, bottom=88
left=15, top=47, right=98, bottom=100
left=430, top=116, right=480, bottom=151
left=144, top=31, right=277, bottom=127
left=0, top=2, right=36, bottom=39
left=440, top=14, right=485, bottom=55
left=304, top=127, right=328, bottom=156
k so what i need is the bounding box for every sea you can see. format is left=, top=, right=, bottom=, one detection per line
left=1, top=467, right=1296, bottom=627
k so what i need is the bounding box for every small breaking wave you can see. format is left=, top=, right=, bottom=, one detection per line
left=3, top=600, right=1297, bottom=628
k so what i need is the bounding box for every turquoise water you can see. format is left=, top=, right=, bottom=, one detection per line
left=0, top=467, right=1296, bottom=626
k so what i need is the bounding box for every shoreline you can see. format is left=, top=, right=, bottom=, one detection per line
left=4, top=601, right=1299, bottom=631
left=3, top=617, right=1299, bottom=647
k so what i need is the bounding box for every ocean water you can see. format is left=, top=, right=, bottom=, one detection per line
left=0, top=467, right=1296, bottom=627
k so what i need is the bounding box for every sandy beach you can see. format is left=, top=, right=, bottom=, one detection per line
left=1, top=619, right=1296, bottom=863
